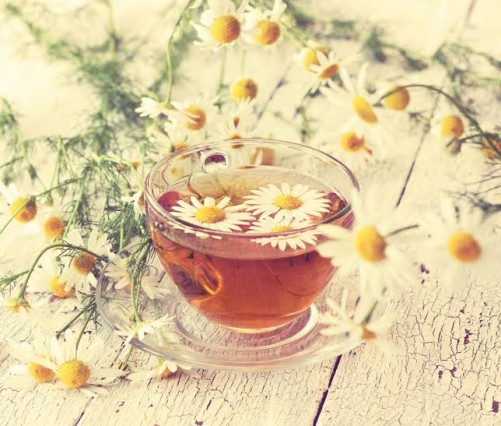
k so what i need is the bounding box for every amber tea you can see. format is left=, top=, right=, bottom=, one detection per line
left=147, top=165, right=353, bottom=332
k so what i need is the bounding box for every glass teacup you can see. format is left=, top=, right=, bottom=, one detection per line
left=144, top=139, right=358, bottom=333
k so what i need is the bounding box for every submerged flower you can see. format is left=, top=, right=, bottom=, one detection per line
left=171, top=196, right=255, bottom=232
left=192, top=0, right=250, bottom=50
left=244, top=183, right=330, bottom=222
left=316, top=187, right=416, bottom=298
left=248, top=216, right=317, bottom=251
left=51, top=331, right=123, bottom=396
left=420, top=199, right=500, bottom=289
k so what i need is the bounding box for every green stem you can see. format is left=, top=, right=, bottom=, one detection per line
left=56, top=302, right=95, bottom=338
left=164, top=0, right=195, bottom=104
left=76, top=307, right=95, bottom=352
left=385, top=224, right=419, bottom=237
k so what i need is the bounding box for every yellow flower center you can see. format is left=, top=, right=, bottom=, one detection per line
left=43, top=216, right=65, bottom=239
left=271, top=225, right=293, bottom=233
left=353, top=96, right=378, bottom=124
left=302, top=47, right=328, bottom=72
left=185, top=105, right=207, bottom=131
left=160, top=368, right=173, bottom=380
left=28, top=362, right=55, bottom=383
left=230, top=77, right=258, bottom=102
left=447, top=231, right=481, bottom=263
left=58, top=360, right=91, bottom=389
left=72, top=252, right=96, bottom=275
left=10, top=197, right=37, bottom=223
left=211, top=15, right=241, bottom=44
left=273, top=195, right=303, bottom=210
left=354, top=226, right=387, bottom=262
left=254, top=20, right=281, bottom=45
left=441, top=115, right=464, bottom=138
left=229, top=132, right=242, bottom=140
left=318, top=63, right=339, bottom=80
left=50, top=276, right=75, bottom=298
left=361, top=326, right=377, bottom=341
left=382, top=87, right=410, bottom=111
left=194, top=206, right=226, bottom=223
left=340, top=131, right=365, bottom=152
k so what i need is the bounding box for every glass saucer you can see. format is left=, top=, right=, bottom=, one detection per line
left=96, top=260, right=392, bottom=372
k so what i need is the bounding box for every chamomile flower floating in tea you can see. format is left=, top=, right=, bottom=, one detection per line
left=171, top=196, right=255, bottom=232
left=248, top=216, right=317, bottom=251
left=243, top=0, right=287, bottom=47
left=192, top=0, right=250, bottom=50
left=419, top=199, right=500, bottom=290
left=59, top=229, right=111, bottom=294
left=317, top=188, right=416, bottom=299
left=5, top=332, right=56, bottom=392
left=135, top=97, right=171, bottom=119
left=51, top=331, right=123, bottom=395
left=244, top=183, right=331, bottom=222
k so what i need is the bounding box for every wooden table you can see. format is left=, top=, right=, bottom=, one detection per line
left=0, top=1, right=499, bottom=425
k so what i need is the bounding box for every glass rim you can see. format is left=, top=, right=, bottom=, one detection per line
left=144, top=137, right=359, bottom=239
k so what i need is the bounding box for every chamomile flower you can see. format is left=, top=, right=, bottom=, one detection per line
left=0, top=297, right=31, bottom=313
left=161, top=122, right=202, bottom=153
left=296, top=47, right=359, bottom=92
left=0, top=183, right=38, bottom=224
left=248, top=216, right=317, bottom=251
left=171, top=97, right=216, bottom=132
left=431, top=110, right=468, bottom=156
left=320, top=64, right=391, bottom=147
left=212, top=100, right=256, bottom=140
left=127, top=356, right=191, bottom=382
left=243, top=0, right=287, bottom=47
left=312, top=124, right=379, bottom=172
left=5, top=332, right=56, bottom=393
left=105, top=255, right=170, bottom=300
left=378, top=84, right=411, bottom=112
left=59, top=229, right=110, bottom=293
left=192, top=0, right=250, bottom=50
left=36, top=205, right=66, bottom=241
left=51, top=331, right=124, bottom=396
left=420, top=199, right=500, bottom=289
left=171, top=196, right=255, bottom=232
left=319, top=290, right=399, bottom=355
left=115, top=314, right=173, bottom=344
left=30, top=254, right=75, bottom=299
left=229, top=77, right=258, bottom=102
left=316, top=187, right=416, bottom=299
left=135, top=97, right=171, bottom=118
left=121, top=190, right=145, bottom=219
left=244, top=183, right=331, bottom=222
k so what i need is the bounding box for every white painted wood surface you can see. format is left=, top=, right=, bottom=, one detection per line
left=0, top=1, right=500, bottom=425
